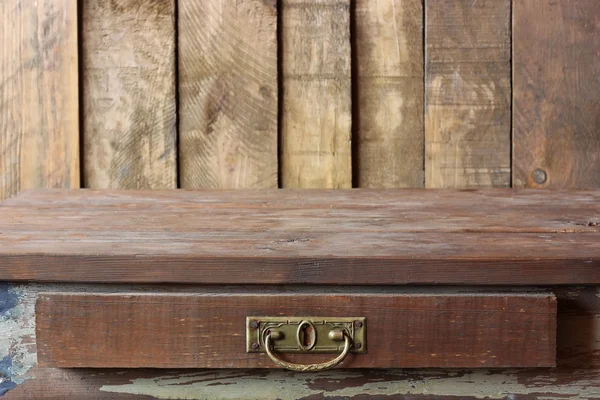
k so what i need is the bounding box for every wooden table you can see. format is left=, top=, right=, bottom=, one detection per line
left=1, top=189, right=599, bottom=394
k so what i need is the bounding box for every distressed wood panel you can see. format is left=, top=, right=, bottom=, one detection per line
left=425, top=0, right=511, bottom=188
left=281, top=0, right=352, bottom=188
left=1, top=189, right=599, bottom=285
left=3, top=285, right=599, bottom=398
left=82, top=0, right=177, bottom=189
left=178, top=0, right=278, bottom=189
left=36, top=292, right=556, bottom=368
left=0, top=0, right=79, bottom=201
left=355, top=0, right=424, bottom=188
left=513, top=0, right=600, bottom=189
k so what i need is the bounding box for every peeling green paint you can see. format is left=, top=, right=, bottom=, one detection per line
left=99, top=369, right=600, bottom=400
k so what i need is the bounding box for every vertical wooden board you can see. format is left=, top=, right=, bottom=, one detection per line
left=425, top=0, right=511, bottom=188
left=178, top=0, right=278, bottom=189
left=281, top=0, right=352, bottom=188
left=0, top=0, right=79, bottom=200
left=513, top=0, right=600, bottom=189
left=82, top=0, right=177, bottom=189
left=355, top=0, right=424, bottom=188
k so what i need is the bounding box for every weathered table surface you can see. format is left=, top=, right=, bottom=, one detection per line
left=0, top=189, right=599, bottom=284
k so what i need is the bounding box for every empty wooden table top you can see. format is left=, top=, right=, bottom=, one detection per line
left=0, top=189, right=599, bottom=284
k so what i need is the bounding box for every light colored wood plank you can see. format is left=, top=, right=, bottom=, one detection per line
left=513, top=0, right=600, bottom=189
left=178, top=0, right=278, bottom=189
left=0, top=0, right=79, bottom=200
left=281, top=0, right=352, bottom=188
left=82, top=0, right=177, bottom=189
left=355, top=0, right=424, bottom=188
left=425, top=0, right=511, bottom=188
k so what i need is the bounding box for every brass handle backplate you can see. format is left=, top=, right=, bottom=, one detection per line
left=246, top=316, right=366, bottom=371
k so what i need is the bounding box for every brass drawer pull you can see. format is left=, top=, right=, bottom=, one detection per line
left=246, top=317, right=366, bottom=371
left=265, top=329, right=352, bottom=372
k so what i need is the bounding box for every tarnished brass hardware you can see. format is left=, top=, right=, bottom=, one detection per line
left=265, top=329, right=352, bottom=372
left=328, top=330, right=344, bottom=341
left=269, top=330, right=283, bottom=340
left=246, top=317, right=366, bottom=354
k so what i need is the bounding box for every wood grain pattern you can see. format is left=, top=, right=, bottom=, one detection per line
left=178, top=0, right=278, bottom=189
left=82, top=0, right=177, bottom=189
left=281, top=0, right=352, bottom=188
left=1, top=189, right=599, bottom=284
left=425, top=0, right=511, bottom=188
left=513, top=0, right=600, bottom=189
left=0, top=0, right=79, bottom=201
left=36, top=292, right=556, bottom=368
left=355, top=0, right=424, bottom=188
left=5, top=285, right=599, bottom=398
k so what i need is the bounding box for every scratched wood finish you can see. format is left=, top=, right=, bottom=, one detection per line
left=281, top=0, right=352, bottom=188
left=425, top=0, right=511, bottom=188
left=1, top=189, right=599, bottom=284
left=513, top=0, right=600, bottom=189
left=81, top=0, right=177, bottom=189
left=5, top=285, right=599, bottom=398
left=36, top=292, right=556, bottom=368
left=178, top=0, right=278, bottom=189
left=0, top=0, right=79, bottom=201
left=355, top=0, right=424, bottom=188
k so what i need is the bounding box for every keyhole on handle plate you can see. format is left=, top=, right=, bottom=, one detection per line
left=301, top=324, right=312, bottom=347
left=296, top=320, right=317, bottom=351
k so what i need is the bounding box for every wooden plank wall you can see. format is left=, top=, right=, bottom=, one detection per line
left=0, top=0, right=79, bottom=200
left=425, top=0, right=511, bottom=188
left=82, top=0, right=177, bottom=189
left=355, top=0, right=424, bottom=188
left=179, top=0, right=278, bottom=189
left=513, top=0, right=600, bottom=188
left=281, top=0, right=353, bottom=188
left=1, top=0, right=599, bottom=196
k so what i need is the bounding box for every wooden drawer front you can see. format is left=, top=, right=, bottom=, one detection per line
left=36, top=292, right=556, bottom=369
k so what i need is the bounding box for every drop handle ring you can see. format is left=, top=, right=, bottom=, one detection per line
left=264, top=329, right=352, bottom=372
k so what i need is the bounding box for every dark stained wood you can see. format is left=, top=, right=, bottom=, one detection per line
left=555, top=286, right=600, bottom=368
left=513, top=0, right=600, bottom=189
left=178, top=0, right=278, bottom=189
left=1, top=189, right=600, bottom=284
left=36, top=292, right=556, bottom=368
left=425, top=0, right=511, bottom=188
left=4, top=285, right=598, bottom=398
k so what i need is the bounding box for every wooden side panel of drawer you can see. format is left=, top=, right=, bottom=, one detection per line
left=36, top=292, right=556, bottom=368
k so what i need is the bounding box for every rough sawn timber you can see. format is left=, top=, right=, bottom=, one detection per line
left=35, top=292, right=556, bottom=368
left=0, top=189, right=599, bottom=284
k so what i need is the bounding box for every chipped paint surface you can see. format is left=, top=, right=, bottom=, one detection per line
left=98, top=369, right=600, bottom=400
left=0, top=356, right=17, bottom=395
left=0, top=283, right=37, bottom=388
